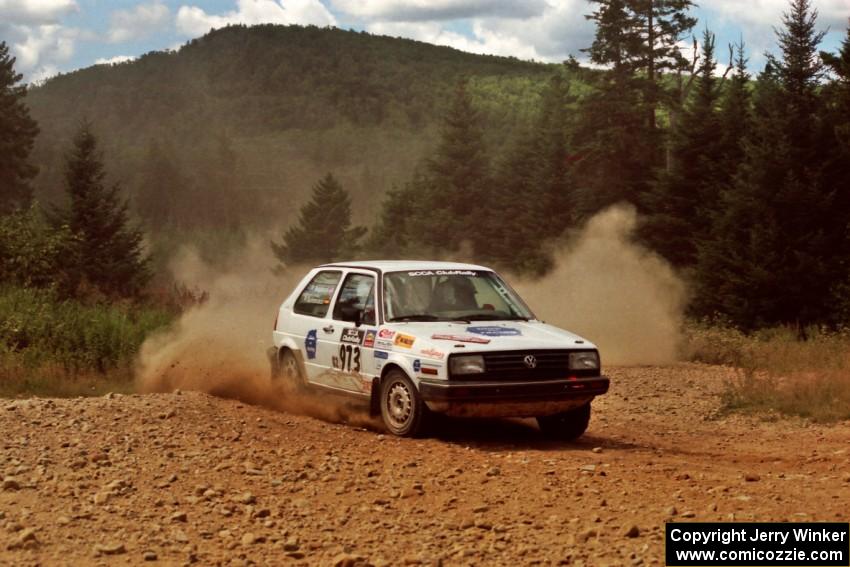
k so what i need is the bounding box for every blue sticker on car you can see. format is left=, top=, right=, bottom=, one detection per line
left=374, top=350, right=389, bottom=359
left=413, top=359, right=421, bottom=372
left=467, top=326, right=522, bottom=337
left=305, top=329, right=317, bottom=359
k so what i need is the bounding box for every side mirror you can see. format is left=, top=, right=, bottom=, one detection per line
left=339, top=304, right=363, bottom=326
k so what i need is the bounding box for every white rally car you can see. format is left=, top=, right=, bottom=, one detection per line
left=269, top=261, right=609, bottom=438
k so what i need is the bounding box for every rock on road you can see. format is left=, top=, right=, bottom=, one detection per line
left=1, top=364, right=848, bottom=566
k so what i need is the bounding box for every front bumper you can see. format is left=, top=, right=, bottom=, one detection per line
left=418, top=375, right=610, bottom=418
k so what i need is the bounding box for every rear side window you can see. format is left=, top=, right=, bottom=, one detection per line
left=333, top=273, right=377, bottom=325
left=293, top=271, right=342, bottom=318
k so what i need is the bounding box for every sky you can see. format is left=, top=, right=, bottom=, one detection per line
left=1, top=0, right=848, bottom=84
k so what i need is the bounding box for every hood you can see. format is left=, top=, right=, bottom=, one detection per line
left=381, top=320, right=595, bottom=354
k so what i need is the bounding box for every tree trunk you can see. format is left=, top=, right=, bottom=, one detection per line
left=647, top=0, right=656, bottom=131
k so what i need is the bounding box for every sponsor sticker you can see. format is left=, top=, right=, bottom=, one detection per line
left=378, top=328, right=395, bottom=339
left=363, top=330, right=376, bottom=348
left=413, top=359, right=421, bottom=372
left=431, top=334, right=491, bottom=344
left=305, top=329, right=317, bottom=359
left=467, top=326, right=522, bottom=337
left=341, top=328, right=365, bottom=345
left=374, top=338, right=394, bottom=350
left=374, top=350, right=389, bottom=360
left=394, top=333, right=416, bottom=348
left=420, top=347, right=445, bottom=360
left=408, top=270, right=479, bottom=277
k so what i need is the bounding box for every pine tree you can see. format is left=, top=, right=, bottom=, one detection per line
left=272, top=173, right=366, bottom=266
left=194, top=132, right=240, bottom=228
left=485, top=73, right=576, bottom=274
left=417, top=80, right=491, bottom=253
left=574, top=0, right=653, bottom=216
left=365, top=174, right=423, bottom=258
left=694, top=0, right=836, bottom=328
left=821, top=22, right=850, bottom=155
left=0, top=41, right=40, bottom=214
left=641, top=29, right=724, bottom=268
left=136, top=139, right=186, bottom=228
left=820, top=21, right=850, bottom=319
left=575, top=0, right=697, bottom=216
left=57, top=123, right=150, bottom=298
left=717, top=42, right=751, bottom=171
left=630, top=0, right=698, bottom=132
left=770, top=0, right=826, bottom=176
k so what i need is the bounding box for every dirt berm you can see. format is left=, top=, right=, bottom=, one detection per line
left=1, top=364, right=848, bottom=566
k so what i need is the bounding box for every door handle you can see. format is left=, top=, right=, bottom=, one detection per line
left=322, top=325, right=335, bottom=334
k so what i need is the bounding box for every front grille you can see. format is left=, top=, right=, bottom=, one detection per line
left=449, top=349, right=600, bottom=382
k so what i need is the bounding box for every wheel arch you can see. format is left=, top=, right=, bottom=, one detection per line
left=369, top=362, right=407, bottom=416
left=270, top=339, right=308, bottom=383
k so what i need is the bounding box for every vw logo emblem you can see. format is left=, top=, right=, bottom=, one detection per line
left=523, top=355, right=537, bottom=369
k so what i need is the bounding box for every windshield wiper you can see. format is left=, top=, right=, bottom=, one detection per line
left=388, top=314, right=440, bottom=322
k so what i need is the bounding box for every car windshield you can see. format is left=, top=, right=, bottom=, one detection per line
left=383, top=270, right=535, bottom=323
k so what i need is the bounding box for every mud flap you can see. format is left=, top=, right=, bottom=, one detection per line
left=369, top=377, right=381, bottom=416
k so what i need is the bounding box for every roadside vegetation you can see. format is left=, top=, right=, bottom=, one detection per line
left=685, top=323, right=850, bottom=422
left=0, top=286, right=173, bottom=397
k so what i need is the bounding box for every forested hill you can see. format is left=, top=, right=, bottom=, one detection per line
left=26, top=25, right=559, bottom=229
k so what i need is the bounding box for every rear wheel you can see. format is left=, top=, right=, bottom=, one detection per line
left=380, top=370, right=429, bottom=437
left=274, top=349, right=306, bottom=392
left=537, top=402, right=591, bottom=440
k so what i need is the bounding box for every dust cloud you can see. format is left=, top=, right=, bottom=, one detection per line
left=134, top=238, right=375, bottom=426
left=513, top=205, right=686, bottom=365
left=136, top=204, right=684, bottom=415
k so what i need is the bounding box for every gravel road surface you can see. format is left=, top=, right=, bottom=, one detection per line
left=1, top=364, right=848, bottom=566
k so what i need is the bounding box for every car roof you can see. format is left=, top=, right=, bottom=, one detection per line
left=318, top=260, right=493, bottom=272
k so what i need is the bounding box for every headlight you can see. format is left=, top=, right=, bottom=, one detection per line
left=450, top=355, right=485, bottom=375
left=569, top=351, right=599, bottom=370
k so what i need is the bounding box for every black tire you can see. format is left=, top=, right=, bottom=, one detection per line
left=537, top=402, right=592, bottom=440
left=274, top=349, right=306, bottom=392
left=379, top=369, right=429, bottom=437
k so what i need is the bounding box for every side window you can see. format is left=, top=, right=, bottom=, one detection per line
left=293, top=271, right=342, bottom=318
left=333, top=273, right=376, bottom=326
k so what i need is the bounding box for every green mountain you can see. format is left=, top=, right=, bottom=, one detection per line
left=26, top=25, right=559, bottom=232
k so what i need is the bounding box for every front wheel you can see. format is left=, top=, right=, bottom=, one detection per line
left=380, top=370, right=429, bottom=437
left=537, top=402, right=591, bottom=440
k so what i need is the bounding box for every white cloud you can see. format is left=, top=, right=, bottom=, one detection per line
left=705, top=0, right=848, bottom=29
left=698, top=0, right=848, bottom=69
left=365, top=0, right=593, bottom=63
left=176, top=0, right=337, bottom=37
left=367, top=20, right=542, bottom=59
left=0, top=0, right=85, bottom=82
left=9, top=24, right=83, bottom=76
left=332, top=0, right=546, bottom=22
left=0, top=0, right=77, bottom=25
left=95, top=54, right=137, bottom=65
left=108, top=1, right=170, bottom=43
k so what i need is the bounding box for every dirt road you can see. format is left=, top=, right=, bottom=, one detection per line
left=1, top=364, right=848, bottom=566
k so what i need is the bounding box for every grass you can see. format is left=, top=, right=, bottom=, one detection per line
left=0, top=359, right=136, bottom=398
left=684, top=322, right=850, bottom=422
left=0, top=286, right=174, bottom=398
